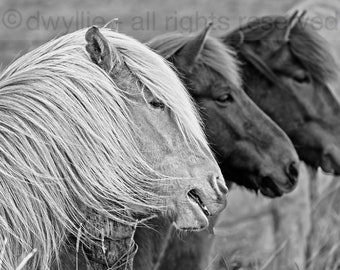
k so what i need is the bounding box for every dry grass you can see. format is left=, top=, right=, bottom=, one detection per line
left=305, top=179, right=340, bottom=270
left=214, top=178, right=340, bottom=270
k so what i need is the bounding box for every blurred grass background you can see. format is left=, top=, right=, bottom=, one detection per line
left=0, top=0, right=299, bottom=67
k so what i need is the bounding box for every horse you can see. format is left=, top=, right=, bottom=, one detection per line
left=285, top=3, right=340, bottom=269
left=209, top=12, right=340, bottom=269
left=0, top=25, right=228, bottom=270
left=132, top=23, right=300, bottom=270
left=223, top=12, right=340, bottom=174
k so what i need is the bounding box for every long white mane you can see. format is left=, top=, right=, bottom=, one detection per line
left=0, top=27, right=210, bottom=269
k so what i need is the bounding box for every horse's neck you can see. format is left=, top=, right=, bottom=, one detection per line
left=152, top=224, right=176, bottom=270
left=134, top=216, right=218, bottom=270
left=84, top=211, right=137, bottom=270
left=56, top=211, right=137, bottom=270
left=133, top=218, right=172, bottom=270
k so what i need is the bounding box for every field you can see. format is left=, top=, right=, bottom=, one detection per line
left=1, top=0, right=339, bottom=270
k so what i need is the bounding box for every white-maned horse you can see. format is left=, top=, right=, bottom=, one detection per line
left=0, top=26, right=227, bottom=270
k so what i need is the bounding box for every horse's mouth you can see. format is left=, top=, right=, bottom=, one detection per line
left=188, top=189, right=211, bottom=217
left=260, top=186, right=283, bottom=198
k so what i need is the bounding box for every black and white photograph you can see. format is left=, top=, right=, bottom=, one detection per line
left=0, top=0, right=339, bottom=269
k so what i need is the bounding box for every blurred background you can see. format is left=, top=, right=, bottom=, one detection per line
left=0, top=0, right=301, bottom=67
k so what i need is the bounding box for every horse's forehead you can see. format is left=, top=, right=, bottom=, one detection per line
left=188, top=64, right=229, bottom=96
left=269, top=45, right=296, bottom=69
left=252, top=37, right=283, bottom=58
left=245, top=38, right=295, bottom=72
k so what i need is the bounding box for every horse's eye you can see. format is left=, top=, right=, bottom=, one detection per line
left=216, top=93, right=234, bottom=104
left=292, top=71, right=310, bottom=84
left=149, top=99, right=165, bottom=110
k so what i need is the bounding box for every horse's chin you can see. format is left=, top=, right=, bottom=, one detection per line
left=172, top=198, right=210, bottom=232
left=259, top=186, right=284, bottom=198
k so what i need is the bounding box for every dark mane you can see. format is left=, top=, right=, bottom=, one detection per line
left=147, top=32, right=242, bottom=88
left=223, top=15, right=338, bottom=84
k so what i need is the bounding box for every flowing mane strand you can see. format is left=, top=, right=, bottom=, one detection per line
left=224, top=15, right=338, bottom=84
left=147, top=32, right=242, bottom=89
left=0, top=27, right=210, bottom=269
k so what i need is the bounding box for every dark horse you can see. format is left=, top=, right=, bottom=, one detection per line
left=223, top=11, right=340, bottom=174
left=133, top=24, right=300, bottom=270
left=149, top=23, right=300, bottom=197
left=211, top=11, right=340, bottom=270
left=135, top=12, right=340, bottom=270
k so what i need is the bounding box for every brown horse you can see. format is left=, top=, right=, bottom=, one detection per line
left=209, top=12, right=340, bottom=269
left=148, top=23, right=300, bottom=197
left=285, top=4, right=340, bottom=269
left=136, top=11, right=340, bottom=270
left=223, top=12, right=340, bottom=174
left=133, top=24, right=300, bottom=270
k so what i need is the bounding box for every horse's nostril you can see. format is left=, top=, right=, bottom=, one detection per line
left=321, top=152, right=336, bottom=174
left=321, top=146, right=340, bottom=175
left=217, top=179, right=228, bottom=194
left=287, top=161, right=299, bottom=183
left=213, top=174, right=228, bottom=195
left=207, top=173, right=228, bottom=204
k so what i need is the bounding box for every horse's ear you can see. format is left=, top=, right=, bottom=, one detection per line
left=85, top=26, right=121, bottom=72
left=104, top=18, right=119, bottom=32
left=175, top=22, right=213, bottom=73
left=284, top=10, right=307, bottom=42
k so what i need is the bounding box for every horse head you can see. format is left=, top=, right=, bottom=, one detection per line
left=148, top=24, right=300, bottom=197
left=224, top=12, right=340, bottom=174
left=85, top=26, right=227, bottom=229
